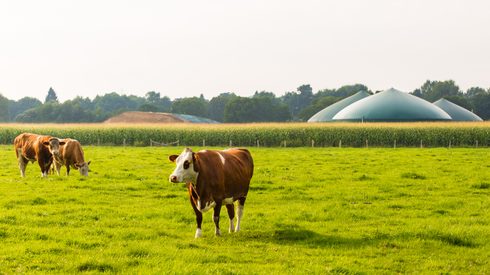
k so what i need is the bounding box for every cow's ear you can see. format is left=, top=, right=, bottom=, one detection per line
left=192, top=153, right=199, bottom=172
left=42, top=141, right=50, bottom=146
left=59, top=141, right=66, bottom=146
left=87, top=161, right=91, bottom=166
left=169, top=155, right=178, bottom=162
left=74, top=163, right=81, bottom=168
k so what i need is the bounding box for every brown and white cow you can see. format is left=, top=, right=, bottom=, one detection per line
left=169, top=148, right=254, bottom=238
left=14, top=133, right=65, bottom=177
left=53, top=138, right=91, bottom=176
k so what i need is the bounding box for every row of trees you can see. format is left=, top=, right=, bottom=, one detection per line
left=410, top=80, right=490, bottom=119
left=0, top=81, right=489, bottom=123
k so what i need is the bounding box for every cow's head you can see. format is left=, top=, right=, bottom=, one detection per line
left=42, top=138, right=66, bottom=158
left=75, top=161, right=91, bottom=176
left=169, top=148, right=199, bottom=183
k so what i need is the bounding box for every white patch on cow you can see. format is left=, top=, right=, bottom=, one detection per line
left=218, top=152, right=226, bottom=165
left=78, top=162, right=89, bottom=176
left=169, top=148, right=198, bottom=183
left=19, top=162, right=26, bottom=177
left=235, top=204, right=244, bottom=232
left=195, top=228, right=202, bottom=238
left=229, top=219, right=235, bottom=233
left=223, top=197, right=234, bottom=205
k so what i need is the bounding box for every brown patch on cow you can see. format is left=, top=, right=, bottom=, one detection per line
left=56, top=138, right=90, bottom=176
left=169, top=155, right=178, bottom=162
left=14, top=133, right=58, bottom=177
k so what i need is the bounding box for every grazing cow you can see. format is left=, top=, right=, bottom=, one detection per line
left=169, top=148, right=254, bottom=238
left=14, top=133, right=65, bottom=177
left=53, top=138, right=91, bottom=176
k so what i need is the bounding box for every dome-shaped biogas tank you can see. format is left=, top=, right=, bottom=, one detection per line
left=332, top=88, right=451, bottom=122
left=308, top=90, right=371, bottom=122
left=433, top=98, right=483, bottom=121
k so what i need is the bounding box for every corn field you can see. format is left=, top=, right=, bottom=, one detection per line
left=0, top=122, right=489, bottom=147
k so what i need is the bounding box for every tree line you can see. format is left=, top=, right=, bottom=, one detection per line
left=0, top=80, right=489, bottom=123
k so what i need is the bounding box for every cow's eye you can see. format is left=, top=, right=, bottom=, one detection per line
left=183, top=160, right=190, bottom=169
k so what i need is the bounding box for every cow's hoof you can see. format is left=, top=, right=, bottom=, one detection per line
left=195, top=228, right=202, bottom=238
left=215, top=229, right=221, bottom=236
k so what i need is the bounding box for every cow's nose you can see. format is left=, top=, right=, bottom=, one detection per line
left=170, top=175, right=178, bottom=183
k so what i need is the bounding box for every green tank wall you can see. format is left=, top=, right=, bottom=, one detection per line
left=332, top=88, right=452, bottom=122
left=307, top=91, right=371, bottom=122
left=433, top=98, right=483, bottom=121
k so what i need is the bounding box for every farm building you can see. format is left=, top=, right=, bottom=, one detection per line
left=307, top=90, right=371, bottom=122
left=433, top=98, right=483, bottom=121
left=104, top=111, right=219, bottom=124
left=331, top=88, right=452, bottom=122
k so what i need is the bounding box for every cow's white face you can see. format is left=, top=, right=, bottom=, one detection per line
left=43, top=138, right=65, bottom=158
left=169, top=148, right=198, bottom=183
left=76, top=161, right=91, bottom=176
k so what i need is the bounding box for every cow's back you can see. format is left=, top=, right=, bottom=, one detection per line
left=14, top=133, right=42, bottom=160
left=222, top=148, right=254, bottom=181
left=197, top=148, right=253, bottom=199
left=61, top=139, right=85, bottom=166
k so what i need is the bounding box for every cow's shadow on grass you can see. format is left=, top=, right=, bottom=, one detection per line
left=268, top=227, right=375, bottom=248
left=244, top=224, right=479, bottom=249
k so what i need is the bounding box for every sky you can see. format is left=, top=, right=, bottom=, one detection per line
left=1, top=0, right=489, bottom=102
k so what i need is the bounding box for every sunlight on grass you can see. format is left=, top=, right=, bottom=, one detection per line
left=0, top=146, right=488, bottom=273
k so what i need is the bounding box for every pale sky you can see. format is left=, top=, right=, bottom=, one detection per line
left=1, top=0, right=489, bottom=102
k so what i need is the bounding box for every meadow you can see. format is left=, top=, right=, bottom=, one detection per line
left=0, top=145, right=488, bottom=274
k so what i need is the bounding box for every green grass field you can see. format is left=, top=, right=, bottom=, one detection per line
left=0, top=145, right=489, bottom=274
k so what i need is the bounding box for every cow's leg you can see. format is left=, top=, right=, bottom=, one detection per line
left=66, top=165, right=70, bottom=176
left=54, top=162, right=62, bottom=176
left=190, top=196, right=203, bottom=238
left=213, top=201, right=222, bottom=236
left=17, top=153, right=27, bottom=178
left=226, top=204, right=235, bottom=233
left=39, top=161, right=47, bottom=177
left=235, top=197, right=246, bottom=232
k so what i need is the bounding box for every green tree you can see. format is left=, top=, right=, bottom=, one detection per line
left=208, top=93, right=237, bottom=122
left=45, top=87, right=59, bottom=103
left=8, top=97, right=43, bottom=121
left=333, top=84, right=369, bottom=97
left=224, top=96, right=290, bottom=122
left=466, top=87, right=487, bottom=97
left=314, top=84, right=369, bottom=98
left=411, top=80, right=461, bottom=102
left=138, top=104, right=159, bottom=112
left=281, top=84, right=314, bottom=120
left=0, top=94, right=9, bottom=121
left=469, top=90, right=490, bottom=120
left=171, top=96, right=209, bottom=117
left=145, top=91, right=171, bottom=112
left=92, top=92, right=145, bottom=121
left=15, top=100, right=95, bottom=123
